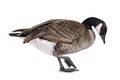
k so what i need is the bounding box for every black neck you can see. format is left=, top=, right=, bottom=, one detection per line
left=82, top=17, right=104, bottom=29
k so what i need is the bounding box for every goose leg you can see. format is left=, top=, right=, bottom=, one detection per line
left=57, top=56, right=78, bottom=72
left=57, top=57, right=65, bottom=71
left=54, top=42, right=79, bottom=72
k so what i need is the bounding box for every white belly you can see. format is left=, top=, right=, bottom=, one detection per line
left=29, top=38, right=56, bottom=55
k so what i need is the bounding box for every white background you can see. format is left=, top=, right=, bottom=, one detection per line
left=0, top=0, right=120, bottom=80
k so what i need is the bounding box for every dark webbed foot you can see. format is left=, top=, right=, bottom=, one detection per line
left=60, top=67, right=79, bottom=72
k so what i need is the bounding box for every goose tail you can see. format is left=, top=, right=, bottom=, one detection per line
left=9, top=28, right=29, bottom=37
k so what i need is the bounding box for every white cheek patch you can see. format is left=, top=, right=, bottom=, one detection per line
left=29, top=38, right=56, bottom=55
left=96, top=23, right=102, bottom=33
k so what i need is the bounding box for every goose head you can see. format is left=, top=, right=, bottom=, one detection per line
left=82, top=17, right=107, bottom=44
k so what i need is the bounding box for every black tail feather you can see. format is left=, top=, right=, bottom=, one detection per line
left=9, top=28, right=29, bottom=37
left=9, top=33, right=27, bottom=37
left=12, top=29, right=28, bottom=32
left=9, top=33, right=20, bottom=37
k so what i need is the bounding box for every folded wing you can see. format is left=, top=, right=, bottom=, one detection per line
left=23, top=19, right=85, bottom=43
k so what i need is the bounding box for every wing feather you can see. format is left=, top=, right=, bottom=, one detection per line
left=23, top=19, right=85, bottom=43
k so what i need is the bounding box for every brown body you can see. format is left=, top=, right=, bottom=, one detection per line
left=21, top=19, right=95, bottom=55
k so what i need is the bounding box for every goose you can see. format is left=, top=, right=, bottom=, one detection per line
left=9, top=17, right=107, bottom=72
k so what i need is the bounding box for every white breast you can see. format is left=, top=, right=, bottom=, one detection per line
left=29, top=38, right=56, bottom=55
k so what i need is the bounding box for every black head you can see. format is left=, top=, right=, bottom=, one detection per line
left=82, top=17, right=107, bottom=43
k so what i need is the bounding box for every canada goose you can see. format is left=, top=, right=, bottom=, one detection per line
left=9, top=17, right=107, bottom=72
